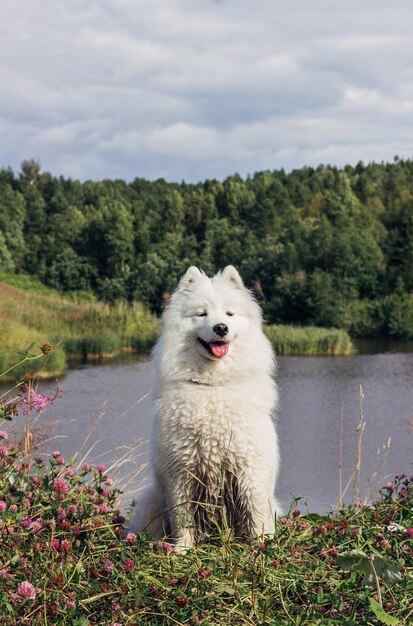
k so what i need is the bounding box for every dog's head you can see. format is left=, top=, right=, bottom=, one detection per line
left=168, top=265, right=262, bottom=362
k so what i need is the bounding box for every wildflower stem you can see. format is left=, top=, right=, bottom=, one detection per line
left=369, top=557, right=382, bottom=608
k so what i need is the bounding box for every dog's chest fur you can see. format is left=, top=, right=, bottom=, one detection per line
left=155, top=380, right=275, bottom=474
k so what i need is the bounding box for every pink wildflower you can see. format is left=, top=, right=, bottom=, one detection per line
left=0, top=431, right=8, bottom=440
left=60, top=539, right=72, bottom=552
left=198, top=569, right=212, bottom=578
left=51, top=538, right=60, bottom=550
left=0, top=500, right=7, bottom=511
left=82, top=463, right=91, bottom=472
left=57, top=506, right=66, bottom=520
left=122, top=558, right=135, bottom=572
left=126, top=532, right=136, bottom=545
left=30, top=518, right=43, bottom=532
left=97, top=464, right=106, bottom=473
left=0, top=566, right=13, bottom=580
left=53, top=477, right=70, bottom=499
left=10, top=504, right=18, bottom=512
left=103, top=559, right=115, bottom=572
left=52, top=451, right=61, bottom=458
left=17, top=581, right=36, bottom=600
left=406, top=528, right=413, bottom=538
left=18, top=381, right=61, bottom=415
left=67, top=600, right=76, bottom=610
left=0, top=446, right=8, bottom=455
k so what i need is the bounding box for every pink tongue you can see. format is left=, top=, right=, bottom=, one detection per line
left=210, top=343, right=229, bottom=357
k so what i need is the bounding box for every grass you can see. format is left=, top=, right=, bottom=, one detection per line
left=0, top=356, right=412, bottom=625
left=0, top=277, right=159, bottom=379
left=265, top=324, right=355, bottom=356
left=0, top=443, right=412, bottom=625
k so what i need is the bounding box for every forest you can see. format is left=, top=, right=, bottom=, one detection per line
left=1, top=157, right=413, bottom=339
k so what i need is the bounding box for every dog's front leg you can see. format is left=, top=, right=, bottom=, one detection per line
left=166, top=481, right=195, bottom=552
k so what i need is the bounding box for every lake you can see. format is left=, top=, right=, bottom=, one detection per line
left=9, top=347, right=413, bottom=515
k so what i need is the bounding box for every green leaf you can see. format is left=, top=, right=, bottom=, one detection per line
left=372, top=556, right=403, bottom=585
left=369, top=598, right=400, bottom=625
left=215, top=583, right=235, bottom=596
left=338, top=551, right=403, bottom=587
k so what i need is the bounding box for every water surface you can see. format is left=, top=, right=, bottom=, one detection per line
left=11, top=350, right=413, bottom=514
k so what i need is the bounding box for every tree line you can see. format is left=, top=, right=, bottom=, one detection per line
left=1, top=157, right=413, bottom=338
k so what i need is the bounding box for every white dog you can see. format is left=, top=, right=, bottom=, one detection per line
left=133, top=266, right=280, bottom=551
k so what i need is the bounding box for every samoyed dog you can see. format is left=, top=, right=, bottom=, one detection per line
left=133, top=265, right=280, bottom=551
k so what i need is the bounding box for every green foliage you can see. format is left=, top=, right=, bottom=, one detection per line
left=2, top=158, right=413, bottom=338
left=0, top=281, right=159, bottom=375
left=265, top=324, right=354, bottom=355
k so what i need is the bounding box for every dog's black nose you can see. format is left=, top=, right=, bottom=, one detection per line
left=213, top=323, right=229, bottom=337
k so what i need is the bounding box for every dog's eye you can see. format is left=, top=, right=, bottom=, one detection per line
left=226, top=311, right=234, bottom=316
left=196, top=311, right=207, bottom=317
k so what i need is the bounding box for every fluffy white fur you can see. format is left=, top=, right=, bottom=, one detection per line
left=132, top=265, right=280, bottom=551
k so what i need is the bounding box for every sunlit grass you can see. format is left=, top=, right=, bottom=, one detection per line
left=265, top=324, right=355, bottom=356
left=0, top=278, right=159, bottom=378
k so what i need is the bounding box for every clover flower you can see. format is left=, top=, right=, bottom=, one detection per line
left=53, top=477, right=70, bottom=499
left=17, top=581, right=36, bottom=600
left=122, top=558, right=135, bottom=572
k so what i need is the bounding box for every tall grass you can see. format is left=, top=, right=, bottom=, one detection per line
left=0, top=280, right=159, bottom=378
left=265, top=324, right=355, bottom=356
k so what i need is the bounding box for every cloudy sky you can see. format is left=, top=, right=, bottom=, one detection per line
left=1, top=0, right=412, bottom=182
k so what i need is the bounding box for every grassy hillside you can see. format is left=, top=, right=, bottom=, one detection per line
left=0, top=277, right=159, bottom=379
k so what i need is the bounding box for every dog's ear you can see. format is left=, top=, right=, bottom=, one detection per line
left=177, top=266, right=203, bottom=293
left=222, top=265, right=244, bottom=289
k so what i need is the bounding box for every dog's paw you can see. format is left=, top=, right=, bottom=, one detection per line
left=174, top=529, right=194, bottom=553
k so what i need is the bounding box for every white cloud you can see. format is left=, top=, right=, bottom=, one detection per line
left=0, top=0, right=412, bottom=181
